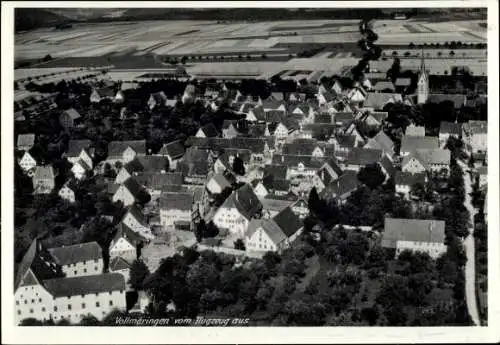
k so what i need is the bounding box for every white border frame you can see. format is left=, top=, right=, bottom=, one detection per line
left=2, top=1, right=499, bottom=343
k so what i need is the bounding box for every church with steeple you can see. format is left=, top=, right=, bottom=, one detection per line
left=417, top=51, right=429, bottom=104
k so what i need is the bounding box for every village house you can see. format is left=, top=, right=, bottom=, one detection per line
left=320, top=171, right=361, bottom=204
left=245, top=105, right=266, bottom=122
left=260, top=193, right=298, bottom=219
left=282, top=139, right=325, bottom=157
left=290, top=198, right=309, bottom=219
left=59, top=108, right=82, bottom=129
left=372, top=80, right=396, bottom=93
left=134, top=172, right=184, bottom=200
left=120, top=205, right=155, bottom=240
left=311, top=158, right=344, bottom=193
left=71, top=159, right=92, bottom=180
left=90, top=87, right=115, bottom=103
left=112, top=177, right=149, bottom=207
left=18, top=150, right=38, bottom=175
left=114, top=82, right=137, bottom=103
left=32, top=165, right=56, bottom=194
left=64, top=140, right=94, bottom=168
left=342, top=147, right=383, bottom=172
left=395, top=171, right=427, bottom=199
left=58, top=181, right=77, bottom=203
left=402, top=149, right=451, bottom=175
left=109, top=223, right=149, bottom=263
left=213, top=183, right=263, bottom=237
left=213, top=149, right=252, bottom=174
left=330, top=135, right=357, bottom=154
left=108, top=257, right=133, bottom=291
left=177, top=147, right=210, bottom=185
left=115, top=155, right=169, bottom=184
left=400, top=135, right=439, bottom=156
left=222, top=120, right=240, bottom=139
left=262, top=99, right=287, bottom=112
left=361, top=111, right=388, bottom=129
left=347, top=86, right=367, bottom=104
left=439, top=121, right=462, bottom=147
left=272, top=119, right=300, bottom=142
left=381, top=218, right=447, bottom=259
left=462, top=120, right=487, bottom=154
left=106, top=140, right=147, bottom=166
left=48, top=242, right=103, bottom=278
left=362, top=92, right=403, bottom=110
left=364, top=130, right=395, bottom=158
left=159, top=192, right=196, bottom=231
left=157, top=140, right=185, bottom=171
left=17, top=133, right=35, bottom=152
left=316, top=90, right=336, bottom=107
left=245, top=207, right=303, bottom=253
left=195, top=123, right=219, bottom=138
left=394, top=78, right=412, bottom=93
left=146, top=91, right=168, bottom=109
left=14, top=240, right=126, bottom=325
left=272, top=154, right=326, bottom=181
left=206, top=173, right=232, bottom=195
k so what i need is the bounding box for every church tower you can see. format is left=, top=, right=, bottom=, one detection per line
left=417, top=50, right=429, bottom=104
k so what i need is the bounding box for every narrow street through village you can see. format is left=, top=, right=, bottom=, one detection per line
left=458, top=159, right=480, bottom=326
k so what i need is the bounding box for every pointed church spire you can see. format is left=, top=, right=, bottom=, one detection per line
left=420, top=48, right=426, bottom=76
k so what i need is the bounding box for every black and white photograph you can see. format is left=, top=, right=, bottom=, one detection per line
left=2, top=1, right=499, bottom=343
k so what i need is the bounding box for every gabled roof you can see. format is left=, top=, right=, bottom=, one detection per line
left=265, top=110, right=287, bottom=123
left=415, top=149, right=451, bottom=166
left=178, top=147, right=209, bottom=176
left=335, top=134, right=357, bottom=148
left=395, top=171, right=426, bottom=186
left=314, top=113, right=333, bottom=124
left=48, top=242, right=102, bottom=266
left=261, top=99, right=285, bottom=110
left=209, top=173, right=232, bottom=191
left=365, top=131, right=395, bottom=154
left=272, top=206, right=303, bottom=238
left=43, top=273, right=125, bottom=297
left=94, top=87, right=115, bottom=98
left=109, top=256, right=132, bottom=271
left=135, top=172, right=184, bottom=190
left=108, top=140, right=146, bottom=159
left=382, top=218, right=445, bottom=248
left=368, top=111, right=389, bottom=124
left=320, top=171, right=360, bottom=200
left=401, top=136, right=439, bottom=154
left=158, top=140, right=184, bottom=159
left=221, top=184, right=262, bottom=220
left=124, top=205, right=149, bottom=227
left=34, top=165, right=55, bottom=180
left=14, top=239, right=63, bottom=290
left=122, top=177, right=146, bottom=198
left=17, top=134, right=35, bottom=149
left=112, top=222, right=149, bottom=247
left=378, top=154, right=396, bottom=178
left=334, top=112, right=355, bottom=125
left=372, top=81, right=396, bottom=92
left=345, top=148, right=383, bottom=166
left=125, top=156, right=168, bottom=174
left=282, top=139, right=322, bottom=156
left=62, top=108, right=81, bottom=120
left=364, top=92, right=403, bottom=110
left=149, top=91, right=167, bottom=104
left=198, top=123, right=219, bottom=138
left=66, top=139, right=92, bottom=157
left=270, top=92, right=285, bottom=101
left=439, top=121, right=462, bottom=136
left=159, top=192, right=194, bottom=211
left=264, top=164, right=288, bottom=180
left=272, top=154, right=326, bottom=169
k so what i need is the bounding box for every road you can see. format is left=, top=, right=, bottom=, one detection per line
left=457, top=160, right=480, bottom=326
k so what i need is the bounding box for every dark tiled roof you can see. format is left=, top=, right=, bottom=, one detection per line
left=15, top=239, right=63, bottom=290
left=378, top=154, right=396, bottom=178
left=95, top=87, right=115, bottom=98
left=314, top=113, right=333, bottom=124
left=122, top=177, right=146, bottom=198
left=282, top=139, right=322, bottom=156
left=48, top=242, right=102, bottom=266
left=126, top=156, right=168, bottom=174
left=108, top=140, right=146, bottom=159
left=272, top=154, right=326, bottom=169
left=345, top=148, right=383, bottom=166
left=112, top=222, right=149, bottom=247
left=199, top=123, right=219, bottom=137
left=62, top=108, right=81, bottom=120
left=159, top=140, right=185, bottom=159
left=382, top=218, right=445, bottom=248
left=395, top=171, right=426, bottom=186
left=66, top=139, right=92, bottom=157
left=366, top=131, right=394, bottom=154
left=43, top=273, right=125, bottom=297
left=272, top=206, right=303, bottom=238
left=264, top=164, right=288, bottom=180
left=109, top=257, right=132, bottom=271
left=320, top=171, right=360, bottom=200
left=400, top=136, right=439, bottom=154
left=159, top=192, right=193, bottom=211
left=363, top=92, right=403, bottom=109
left=334, top=112, right=355, bottom=125
left=222, top=184, right=262, bottom=220
left=372, top=81, right=395, bottom=92
left=135, top=172, right=184, bottom=190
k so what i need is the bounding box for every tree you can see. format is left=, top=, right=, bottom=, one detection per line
left=357, top=163, right=386, bottom=189
left=232, top=156, right=245, bottom=175
left=234, top=238, right=246, bottom=250
left=79, top=315, right=100, bottom=326
left=411, top=182, right=426, bottom=200
left=129, top=259, right=150, bottom=290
